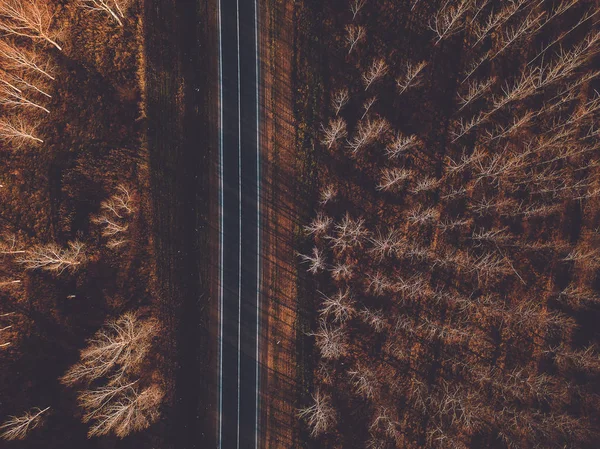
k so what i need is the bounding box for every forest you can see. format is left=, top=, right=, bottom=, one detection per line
left=297, top=0, right=600, bottom=448
left=0, top=0, right=166, bottom=445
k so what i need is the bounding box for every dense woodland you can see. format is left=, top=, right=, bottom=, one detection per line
left=0, top=0, right=165, bottom=444
left=299, top=0, right=600, bottom=448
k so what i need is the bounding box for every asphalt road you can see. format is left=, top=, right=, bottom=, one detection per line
left=218, top=0, right=261, bottom=448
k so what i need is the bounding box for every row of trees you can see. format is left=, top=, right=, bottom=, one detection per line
left=299, top=0, right=600, bottom=447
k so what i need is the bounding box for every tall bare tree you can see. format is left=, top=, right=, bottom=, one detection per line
left=0, top=233, right=25, bottom=254
left=0, top=77, right=50, bottom=113
left=62, top=312, right=158, bottom=385
left=319, top=288, right=355, bottom=323
left=310, top=320, right=348, bottom=359
left=0, top=0, right=62, bottom=50
left=348, top=364, right=378, bottom=399
left=92, top=186, right=135, bottom=249
left=0, top=40, right=54, bottom=80
left=430, top=0, right=472, bottom=44
left=321, top=117, right=347, bottom=149
left=362, top=59, right=388, bottom=90
left=377, top=167, right=412, bottom=191
left=331, top=88, right=349, bottom=116
left=385, top=133, right=419, bottom=158
left=0, top=406, right=49, bottom=441
left=304, top=213, right=332, bottom=236
left=0, top=116, right=43, bottom=147
left=18, top=240, right=86, bottom=273
left=350, top=0, right=366, bottom=20
left=80, top=0, right=129, bottom=26
left=83, top=382, right=163, bottom=438
left=298, top=247, right=326, bottom=274
left=298, top=390, right=337, bottom=437
left=345, top=24, right=365, bottom=54
left=396, top=61, right=427, bottom=94
left=319, top=183, right=338, bottom=205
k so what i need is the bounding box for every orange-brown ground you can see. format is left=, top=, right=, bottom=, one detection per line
left=260, top=0, right=301, bottom=447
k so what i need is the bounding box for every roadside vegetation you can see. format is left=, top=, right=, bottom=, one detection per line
left=0, top=0, right=164, bottom=444
left=299, top=0, right=600, bottom=447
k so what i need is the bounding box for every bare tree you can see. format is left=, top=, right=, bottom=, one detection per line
left=62, top=312, right=158, bottom=385
left=451, top=112, right=486, bottom=141
left=18, top=240, right=86, bottom=273
left=350, top=0, right=366, bottom=20
left=369, top=228, right=401, bottom=260
left=490, top=71, right=536, bottom=113
left=550, top=344, right=600, bottom=373
left=486, top=110, right=533, bottom=141
left=385, top=133, right=419, bottom=158
left=319, top=288, right=355, bottom=323
left=472, top=0, right=528, bottom=46
left=0, top=233, right=25, bottom=254
left=92, top=186, right=134, bottom=249
left=0, top=40, right=54, bottom=79
left=2, top=69, right=51, bottom=98
left=0, top=116, right=43, bottom=147
left=347, top=118, right=388, bottom=153
left=410, top=176, right=440, bottom=194
left=80, top=0, right=129, bottom=26
left=561, top=247, right=600, bottom=269
left=348, top=364, right=378, bottom=399
left=446, top=147, right=485, bottom=175
left=327, top=213, right=368, bottom=252
left=92, top=214, right=128, bottom=237
left=331, top=88, right=349, bottom=115
left=468, top=251, right=512, bottom=282
left=457, top=77, right=494, bottom=110
left=298, top=247, right=326, bottom=274
left=321, top=117, right=347, bottom=149
left=359, top=308, right=387, bottom=332
left=304, top=213, right=332, bottom=236
left=396, top=61, right=427, bottom=94
left=487, top=9, right=546, bottom=62
left=330, top=262, right=353, bottom=281
left=361, top=95, right=377, bottom=120
left=377, top=167, right=412, bottom=191
left=370, top=407, right=400, bottom=440
left=0, top=0, right=62, bottom=50
left=406, top=205, right=440, bottom=226
left=528, top=6, right=599, bottom=67
left=557, top=285, right=600, bottom=306
left=0, top=280, right=21, bottom=289
left=470, top=227, right=512, bottom=247
left=0, top=311, right=17, bottom=348
left=319, top=183, right=338, bottom=205
left=83, top=382, right=163, bottom=438
left=430, top=0, right=472, bottom=44
left=310, top=319, right=348, bottom=359
left=531, top=35, right=598, bottom=91
left=367, top=271, right=393, bottom=296
left=0, top=406, right=49, bottom=441
left=362, top=59, right=388, bottom=90
left=0, top=77, right=50, bottom=113
left=78, top=379, right=139, bottom=415
left=298, top=390, right=337, bottom=437
left=345, top=24, right=365, bottom=54
left=100, top=186, right=134, bottom=218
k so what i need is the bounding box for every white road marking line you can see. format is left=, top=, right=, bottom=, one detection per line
left=217, top=0, right=224, bottom=445
left=236, top=0, right=242, bottom=447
